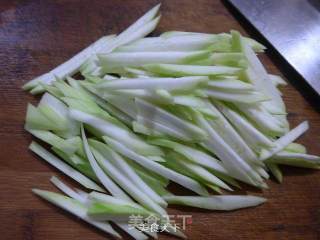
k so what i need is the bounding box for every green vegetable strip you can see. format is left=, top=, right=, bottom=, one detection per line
left=29, top=141, right=104, bottom=192
left=268, top=152, right=320, bottom=169
left=70, top=109, right=163, bottom=156
left=260, top=121, right=309, bottom=161
left=163, top=195, right=266, bottom=211
left=135, top=98, right=208, bottom=141
left=50, top=176, right=87, bottom=202
left=91, top=148, right=167, bottom=215
left=206, top=89, right=268, bottom=104
left=160, top=31, right=266, bottom=52
left=149, top=138, right=228, bottom=174
left=143, top=63, right=241, bottom=77
left=32, top=189, right=121, bottom=238
left=266, top=163, right=283, bottom=183
left=23, top=35, right=116, bottom=91
left=52, top=148, right=97, bottom=181
left=98, top=76, right=208, bottom=91
left=195, top=113, right=265, bottom=188
left=176, top=159, right=232, bottom=191
left=115, top=34, right=219, bottom=52
left=214, top=101, right=274, bottom=151
left=87, top=191, right=151, bottom=240
left=89, top=139, right=168, bottom=207
left=27, top=129, right=78, bottom=156
left=112, top=4, right=161, bottom=48
left=103, top=136, right=209, bottom=196
left=81, top=125, right=132, bottom=201
left=99, top=50, right=211, bottom=72
left=87, top=201, right=152, bottom=221
left=206, top=101, right=260, bottom=164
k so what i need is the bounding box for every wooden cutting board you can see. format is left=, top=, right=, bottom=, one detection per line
left=0, top=1, right=319, bottom=239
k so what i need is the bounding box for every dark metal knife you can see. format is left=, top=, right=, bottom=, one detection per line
left=226, top=0, right=320, bottom=96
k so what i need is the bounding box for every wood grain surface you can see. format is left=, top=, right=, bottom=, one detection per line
left=0, top=1, right=319, bottom=240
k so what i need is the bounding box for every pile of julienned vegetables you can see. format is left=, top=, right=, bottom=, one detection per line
left=22, top=4, right=320, bottom=239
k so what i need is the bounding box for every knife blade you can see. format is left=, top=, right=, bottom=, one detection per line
left=226, top=0, right=320, bottom=95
